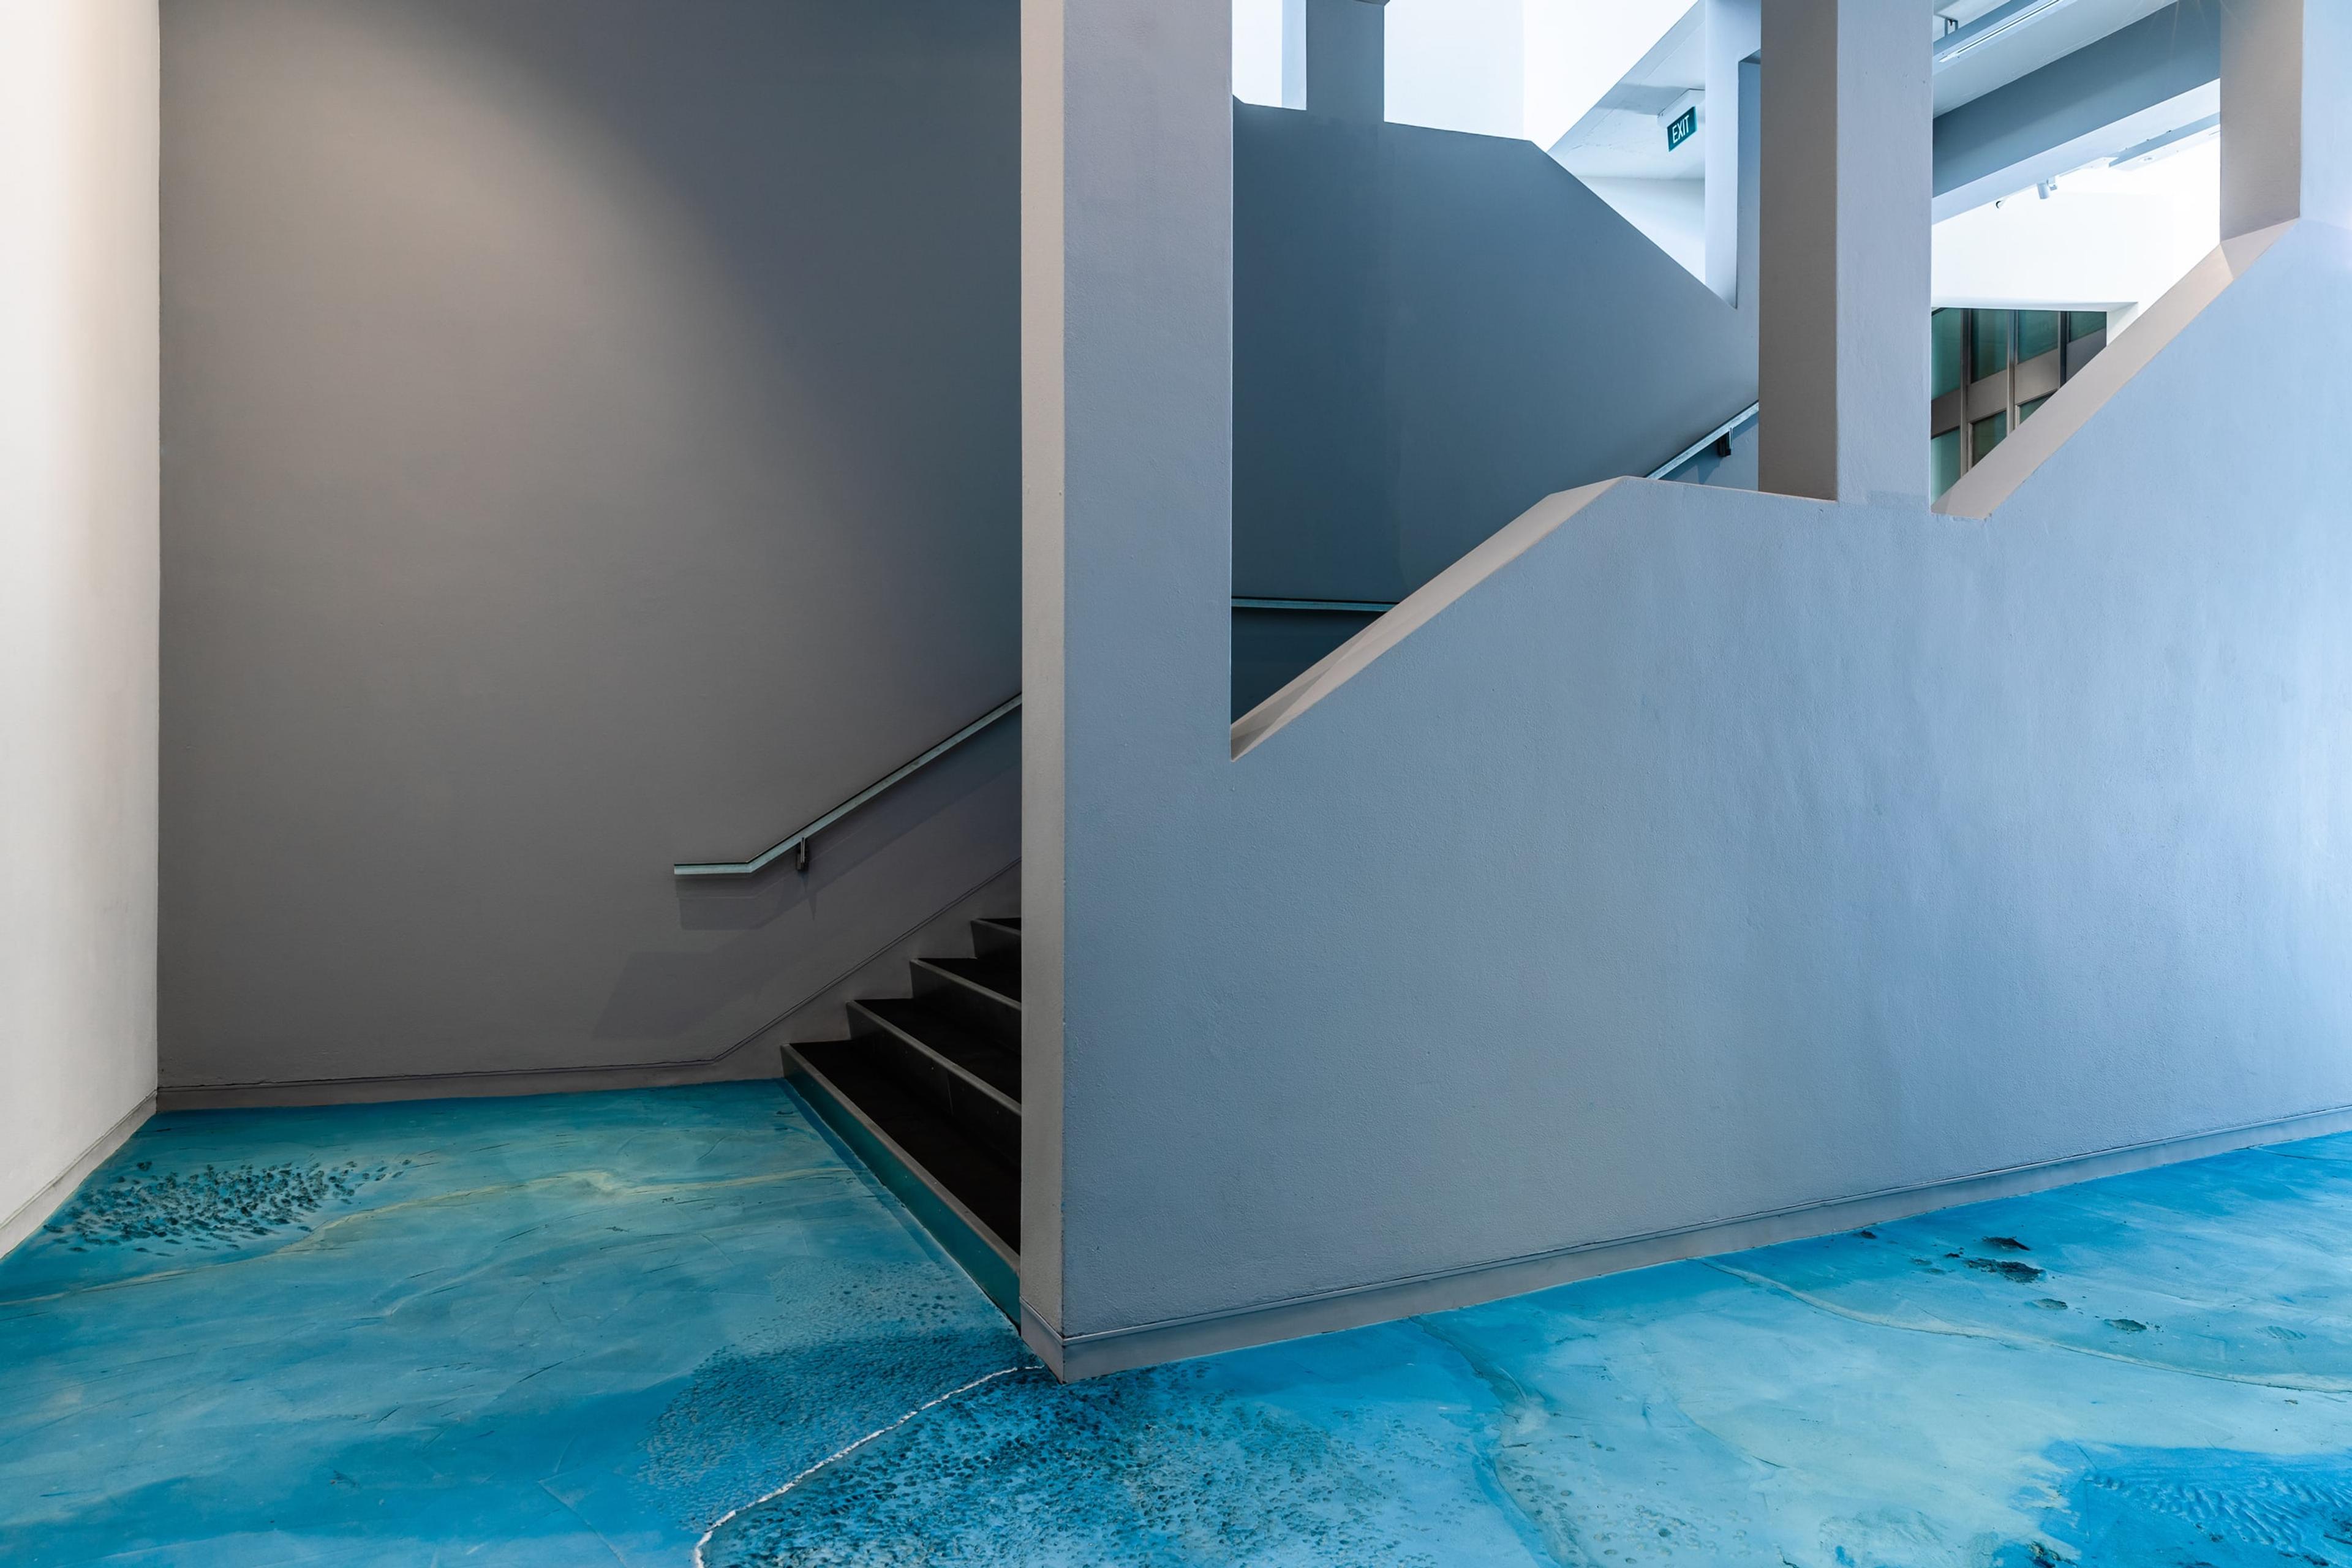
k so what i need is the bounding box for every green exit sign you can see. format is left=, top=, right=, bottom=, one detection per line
left=1666, top=106, right=1698, bottom=152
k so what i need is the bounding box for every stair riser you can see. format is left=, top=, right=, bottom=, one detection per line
left=857, top=1024, right=1021, bottom=1164
left=914, top=965, right=1020, bottom=1054
left=858, top=997, right=1022, bottom=1101
left=785, top=1071, right=1017, bottom=1319
left=971, top=919, right=1022, bottom=962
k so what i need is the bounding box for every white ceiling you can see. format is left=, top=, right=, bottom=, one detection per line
left=1550, top=0, right=2193, bottom=186
left=1544, top=5, right=1708, bottom=184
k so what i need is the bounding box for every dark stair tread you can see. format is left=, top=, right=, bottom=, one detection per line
left=797, top=1041, right=1020, bottom=1251
left=922, top=955, right=1022, bottom=1005
left=970, top=916, right=1023, bottom=963
left=857, top=997, right=1022, bottom=1102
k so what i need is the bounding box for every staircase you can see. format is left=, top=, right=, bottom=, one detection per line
left=790, top=916, right=1022, bottom=1314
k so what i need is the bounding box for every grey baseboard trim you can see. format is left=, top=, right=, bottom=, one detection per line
left=157, top=1054, right=783, bottom=1112
left=1022, top=1099, right=2352, bottom=1381
left=158, top=862, right=1020, bottom=1112
left=1, top=1093, right=156, bottom=1260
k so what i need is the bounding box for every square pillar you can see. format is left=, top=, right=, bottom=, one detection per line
left=1758, top=0, right=1932, bottom=505
left=1705, top=0, right=1761, bottom=307
left=1020, top=0, right=1234, bottom=1366
left=1305, top=0, right=1385, bottom=121
left=2222, top=0, right=2352, bottom=238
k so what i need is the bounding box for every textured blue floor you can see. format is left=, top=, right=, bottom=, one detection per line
left=7, top=1085, right=2352, bottom=1565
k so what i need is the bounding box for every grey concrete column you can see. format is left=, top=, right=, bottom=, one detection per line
left=1305, top=0, right=1384, bottom=121
left=2221, top=0, right=2352, bottom=238
left=1705, top=0, right=1761, bottom=306
left=1757, top=0, right=1932, bottom=505
left=1020, top=0, right=1234, bottom=1365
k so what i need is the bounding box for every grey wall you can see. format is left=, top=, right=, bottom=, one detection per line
left=1177, top=222, right=2352, bottom=1350
left=1229, top=3, right=2226, bottom=608
left=1758, top=0, right=1930, bottom=505
left=1, top=0, right=160, bottom=1248
left=1028, top=0, right=2352, bottom=1368
left=161, top=0, right=1020, bottom=1092
left=1232, top=105, right=1758, bottom=604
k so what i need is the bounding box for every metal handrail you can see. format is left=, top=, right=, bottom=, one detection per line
left=1232, top=596, right=1400, bottom=612
left=1649, top=402, right=1759, bottom=481
left=675, top=694, right=1022, bottom=877
left=688, top=414, right=1761, bottom=880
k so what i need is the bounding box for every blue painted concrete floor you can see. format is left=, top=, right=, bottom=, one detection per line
left=7, top=1087, right=2352, bottom=1565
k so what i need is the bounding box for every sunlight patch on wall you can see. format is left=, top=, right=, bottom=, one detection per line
left=1935, top=134, right=2220, bottom=324
left=1232, top=0, right=1294, bottom=108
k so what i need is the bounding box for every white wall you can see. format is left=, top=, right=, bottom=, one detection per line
left=0, top=0, right=160, bottom=1250
left=1240, top=0, right=1690, bottom=143
left=1385, top=0, right=1525, bottom=138
left=1934, top=135, right=2220, bottom=312
left=1525, top=0, right=1691, bottom=148
left=1232, top=0, right=1289, bottom=107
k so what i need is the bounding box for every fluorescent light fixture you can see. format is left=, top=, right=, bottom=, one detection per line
left=1932, top=0, right=2084, bottom=69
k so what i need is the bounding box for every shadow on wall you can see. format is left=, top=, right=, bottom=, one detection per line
left=160, top=0, right=1021, bottom=1091
left=603, top=718, right=1020, bottom=1041
left=1232, top=105, right=1757, bottom=606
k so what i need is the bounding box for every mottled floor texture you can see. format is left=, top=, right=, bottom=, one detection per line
left=8, top=1088, right=2352, bottom=1566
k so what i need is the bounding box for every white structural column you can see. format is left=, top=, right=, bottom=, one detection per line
left=1020, top=0, right=1234, bottom=1370
left=1705, top=0, right=1761, bottom=306
left=0, top=0, right=159, bottom=1251
left=2220, top=0, right=2352, bottom=239
left=1303, top=0, right=1385, bottom=120
left=1757, top=0, right=1932, bottom=504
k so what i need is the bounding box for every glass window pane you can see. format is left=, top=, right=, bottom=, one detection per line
left=1931, top=309, right=1964, bottom=399
left=2067, top=310, right=2108, bottom=342
left=2018, top=310, right=2060, bottom=362
left=1972, top=310, right=2011, bottom=378
left=1931, top=430, right=1963, bottom=499
left=1972, top=411, right=2008, bottom=463
left=2018, top=394, right=2049, bottom=424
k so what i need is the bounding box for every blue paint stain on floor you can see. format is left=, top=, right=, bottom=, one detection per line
left=10, top=1088, right=2352, bottom=1565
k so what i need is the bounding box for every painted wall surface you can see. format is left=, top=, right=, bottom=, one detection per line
left=1234, top=7, right=2231, bottom=608
left=1052, top=74, right=2352, bottom=1351
left=0, top=0, right=160, bottom=1235
left=1233, top=105, right=1756, bottom=603
left=160, top=0, right=1020, bottom=1091
left=1382, top=0, right=1525, bottom=140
